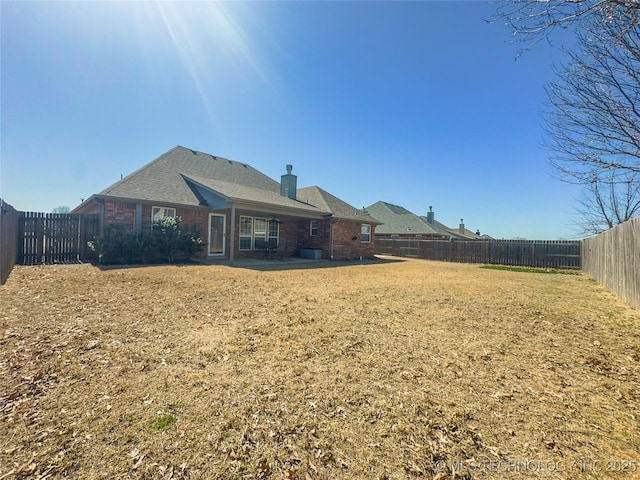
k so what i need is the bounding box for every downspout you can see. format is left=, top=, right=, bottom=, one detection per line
left=229, top=204, right=236, bottom=265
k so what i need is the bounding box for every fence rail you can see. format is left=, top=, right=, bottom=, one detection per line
left=0, top=199, right=20, bottom=285
left=582, top=216, right=640, bottom=310
left=375, top=238, right=582, bottom=269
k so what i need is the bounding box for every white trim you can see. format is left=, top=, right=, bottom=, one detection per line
left=360, top=224, right=371, bottom=243
left=208, top=213, right=226, bottom=256
left=239, top=216, right=253, bottom=250
left=239, top=215, right=280, bottom=250
left=151, top=206, right=176, bottom=226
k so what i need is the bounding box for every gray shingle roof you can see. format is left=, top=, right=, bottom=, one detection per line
left=82, top=145, right=376, bottom=222
left=367, top=201, right=440, bottom=235
left=182, top=174, right=323, bottom=214
left=298, top=187, right=381, bottom=224
left=99, top=146, right=279, bottom=206
left=419, top=217, right=454, bottom=236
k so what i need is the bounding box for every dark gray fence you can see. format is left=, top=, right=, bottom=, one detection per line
left=17, top=212, right=100, bottom=265
left=0, top=199, right=20, bottom=285
left=375, top=238, right=582, bottom=269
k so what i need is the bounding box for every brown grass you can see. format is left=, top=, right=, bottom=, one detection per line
left=1, top=257, right=639, bottom=479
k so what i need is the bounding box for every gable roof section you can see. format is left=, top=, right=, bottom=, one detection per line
left=367, top=201, right=440, bottom=235
left=98, top=146, right=280, bottom=207
left=182, top=174, right=323, bottom=215
left=298, top=187, right=381, bottom=224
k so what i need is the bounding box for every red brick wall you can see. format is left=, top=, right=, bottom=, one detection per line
left=99, top=201, right=376, bottom=261
left=330, top=220, right=376, bottom=260
left=104, top=202, right=136, bottom=230
left=297, top=219, right=376, bottom=260
left=297, top=219, right=330, bottom=258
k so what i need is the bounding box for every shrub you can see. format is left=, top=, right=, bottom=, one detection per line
left=88, top=217, right=205, bottom=265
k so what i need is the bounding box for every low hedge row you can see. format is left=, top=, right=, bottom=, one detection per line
left=88, top=217, right=206, bottom=264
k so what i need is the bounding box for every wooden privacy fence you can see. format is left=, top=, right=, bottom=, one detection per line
left=582, top=216, right=640, bottom=310
left=0, top=199, right=20, bottom=285
left=375, top=238, right=582, bottom=269
left=17, top=212, right=100, bottom=266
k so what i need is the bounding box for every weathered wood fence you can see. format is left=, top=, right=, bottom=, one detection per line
left=375, top=238, right=582, bottom=269
left=17, top=212, right=100, bottom=265
left=582, top=216, right=640, bottom=310
left=0, top=199, right=20, bottom=285
left=0, top=206, right=101, bottom=284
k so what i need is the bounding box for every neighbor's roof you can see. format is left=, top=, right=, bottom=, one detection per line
left=367, top=201, right=440, bottom=235
left=76, top=145, right=374, bottom=221
left=418, top=216, right=455, bottom=237
left=419, top=215, right=491, bottom=240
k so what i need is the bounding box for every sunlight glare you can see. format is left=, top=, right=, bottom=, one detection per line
left=143, top=1, right=271, bottom=133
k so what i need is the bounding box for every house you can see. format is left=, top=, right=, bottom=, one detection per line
left=367, top=201, right=490, bottom=240
left=72, top=146, right=381, bottom=262
left=366, top=201, right=447, bottom=239
left=422, top=206, right=491, bottom=240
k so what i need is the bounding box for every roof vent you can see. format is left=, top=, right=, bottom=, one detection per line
left=191, top=150, right=198, bottom=155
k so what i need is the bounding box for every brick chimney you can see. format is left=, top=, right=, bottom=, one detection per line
left=426, top=206, right=434, bottom=224
left=459, top=219, right=465, bottom=234
left=280, top=164, right=297, bottom=200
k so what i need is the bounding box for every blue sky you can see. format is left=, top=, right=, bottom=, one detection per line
left=1, top=1, right=581, bottom=239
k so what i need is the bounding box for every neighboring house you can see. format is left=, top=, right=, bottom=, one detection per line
left=72, top=146, right=380, bottom=262
left=367, top=201, right=490, bottom=241
left=366, top=201, right=447, bottom=239
left=421, top=206, right=491, bottom=240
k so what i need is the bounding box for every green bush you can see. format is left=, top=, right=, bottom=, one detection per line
left=88, top=217, right=205, bottom=265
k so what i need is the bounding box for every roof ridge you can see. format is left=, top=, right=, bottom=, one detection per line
left=100, top=146, right=183, bottom=194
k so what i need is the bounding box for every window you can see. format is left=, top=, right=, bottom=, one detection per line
left=254, top=218, right=268, bottom=241
left=239, top=216, right=280, bottom=250
left=268, top=220, right=279, bottom=243
left=360, top=224, right=371, bottom=243
left=310, top=220, right=318, bottom=236
left=152, top=207, right=176, bottom=226
left=239, top=216, right=253, bottom=250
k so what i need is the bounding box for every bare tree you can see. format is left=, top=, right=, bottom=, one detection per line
left=51, top=206, right=71, bottom=214
left=575, top=174, right=640, bottom=235
left=497, top=1, right=640, bottom=232
left=497, top=0, right=640, bottom=49
left=543, top=13, right=640, bottom=184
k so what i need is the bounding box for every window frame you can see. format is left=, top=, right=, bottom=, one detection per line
left=310, top=220, right=318, bottom=236
left=151, top=206, right=176, bottom=227
left=254, top=218, right=268, bottom=242
left=360, top=224, right=371, bottom=243
left=239, top=215, right=280, bottom=250
left=268, top=220, right=279, bottom=243
left=239, top=216, right=253, bottom=250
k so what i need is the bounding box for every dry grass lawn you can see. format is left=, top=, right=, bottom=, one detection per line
left=1, top=257, right=639, bottom=479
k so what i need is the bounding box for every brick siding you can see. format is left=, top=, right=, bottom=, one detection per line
left=104, top=202, right=136, bottom=230
left=100, top=201, right=376, bottom=261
